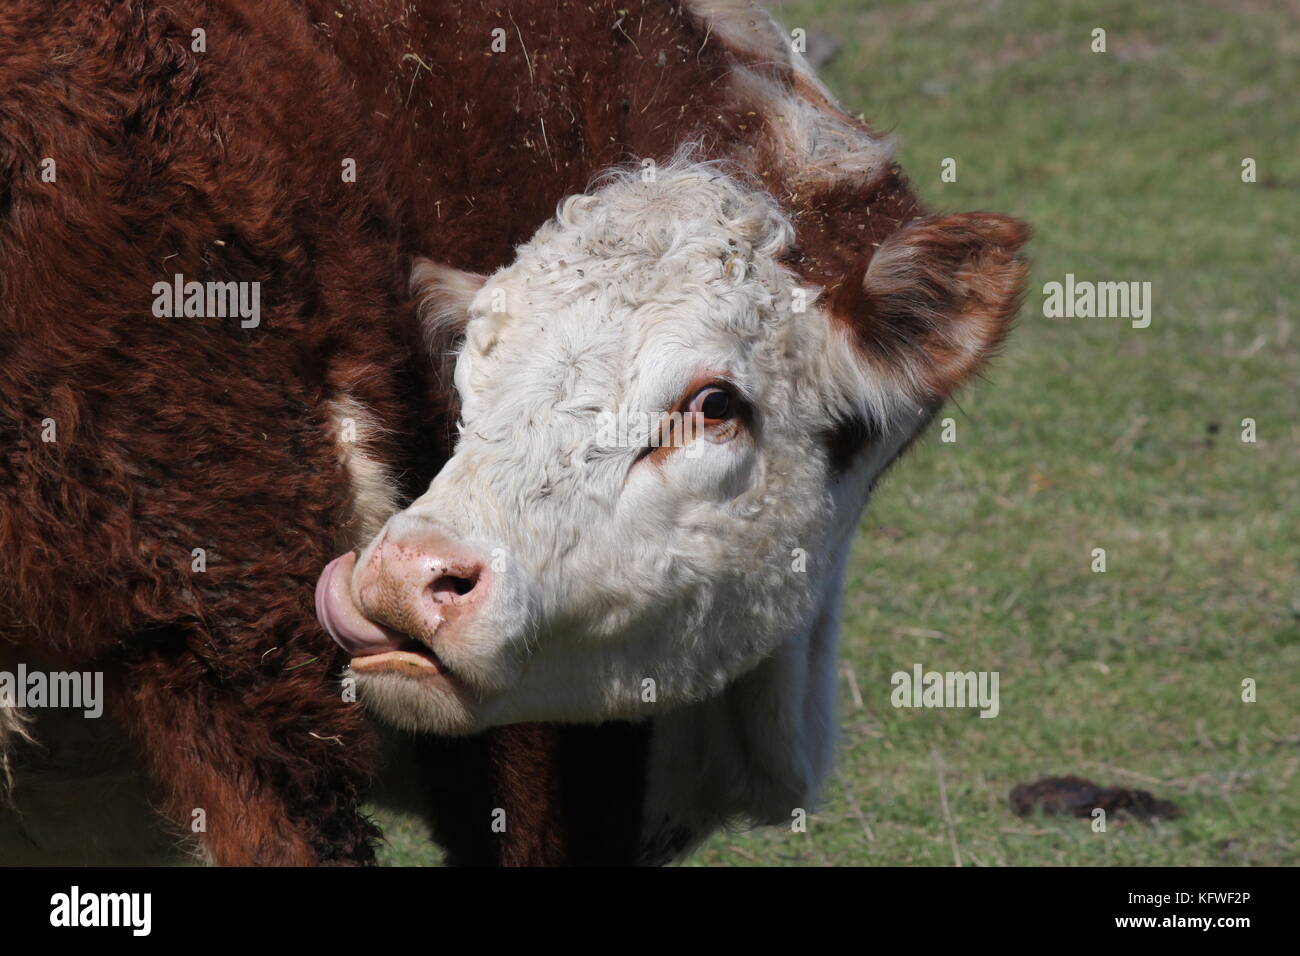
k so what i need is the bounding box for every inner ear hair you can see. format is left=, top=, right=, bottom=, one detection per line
left=832, top=212, right=1031, bottom=400
left=410, top=258, right=485, bottom=357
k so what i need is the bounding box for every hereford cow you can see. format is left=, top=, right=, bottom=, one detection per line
left=0, top=0, right=1027, bottom=865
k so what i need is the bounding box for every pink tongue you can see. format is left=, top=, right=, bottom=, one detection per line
left=315, top=553, right=405, bottom=657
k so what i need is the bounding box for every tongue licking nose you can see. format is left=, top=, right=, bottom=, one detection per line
left=315, top=552, right=405, bottom=657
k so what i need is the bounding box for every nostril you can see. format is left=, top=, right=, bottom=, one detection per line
left=429, top=569, right=480, bottom=604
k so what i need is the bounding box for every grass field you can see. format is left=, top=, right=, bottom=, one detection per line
left=377, top=0, right=1299, bottom=866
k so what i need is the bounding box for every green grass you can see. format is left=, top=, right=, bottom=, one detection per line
left=378, top=0, right=1300, bottom=866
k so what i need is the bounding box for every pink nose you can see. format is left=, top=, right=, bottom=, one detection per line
left=316, top=523, right=489, bottom=659
left=358, top=525, right=487, bottom=625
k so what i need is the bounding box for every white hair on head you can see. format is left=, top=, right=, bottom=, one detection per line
left=554, top=151, right=793, bottom=269
left=496, top=154, right=916, bottom=440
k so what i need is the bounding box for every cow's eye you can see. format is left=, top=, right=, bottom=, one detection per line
left=687, top=385, right=736, bottom=423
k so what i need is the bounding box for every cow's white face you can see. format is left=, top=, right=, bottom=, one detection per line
left=316, top=163, right=1027, bottom=736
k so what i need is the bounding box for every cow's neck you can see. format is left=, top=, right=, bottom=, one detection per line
left=638, top=415, right=927, bottom=859
left=638, top=559, right=843, bottom=855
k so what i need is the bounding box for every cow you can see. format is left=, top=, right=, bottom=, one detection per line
left=0, top=0, right=1027, bottom=865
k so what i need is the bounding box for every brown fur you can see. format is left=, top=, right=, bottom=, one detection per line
left=0, top=0, right=1026, bottom=864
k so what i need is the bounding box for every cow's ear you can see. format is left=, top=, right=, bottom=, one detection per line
left=830, top=212, right=1030, bottom=403
left=410, top=258, right=485, bottom=355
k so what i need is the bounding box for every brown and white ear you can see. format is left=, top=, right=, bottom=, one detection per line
left=830, top=212, right=1030, bottom=405
left=410, top=258, right=485, bottom=357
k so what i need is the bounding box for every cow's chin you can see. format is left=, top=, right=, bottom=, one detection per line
left=350, top=662, right=484, bottom=735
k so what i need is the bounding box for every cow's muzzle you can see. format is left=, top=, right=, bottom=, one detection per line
left=315, top=519, right=490, bottom=678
